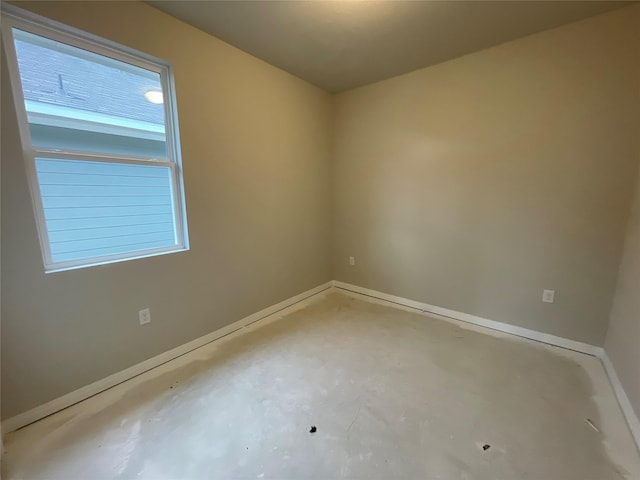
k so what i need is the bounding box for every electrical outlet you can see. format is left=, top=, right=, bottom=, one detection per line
left=139, top=308, right=151, bottom=325
left=542, top=290, right=555, bottom=304
left=349, top=256, right=355, bottom=266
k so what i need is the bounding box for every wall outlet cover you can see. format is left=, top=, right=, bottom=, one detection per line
left=139, top=308, right=151, bottom=325
left=542, top=290, right=555, bottom=303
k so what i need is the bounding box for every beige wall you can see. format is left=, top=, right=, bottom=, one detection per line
left=2, top=1, right=640, bottom=424
left=606, top=155, right=640, bottom=420
left=1, top=1, right=333, bottom=419
left=332, top=5, right=640, bottom=346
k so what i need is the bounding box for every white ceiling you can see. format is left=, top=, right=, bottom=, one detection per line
left=147, top=1, right=632, bottom=93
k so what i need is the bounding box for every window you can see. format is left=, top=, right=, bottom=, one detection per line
left=1, top=6, right=189, bottom=272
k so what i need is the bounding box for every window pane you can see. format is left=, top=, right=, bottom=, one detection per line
left=35, top=158, right=178, bottom=263
left=13, top=29, right=168, bottom=158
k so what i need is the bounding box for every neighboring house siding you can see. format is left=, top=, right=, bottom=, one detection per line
left=36, top=158, right=176, bottom=262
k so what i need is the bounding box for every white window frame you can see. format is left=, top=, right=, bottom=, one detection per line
left=1, top=5, right=189, bottom=273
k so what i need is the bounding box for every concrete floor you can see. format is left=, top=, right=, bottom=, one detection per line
left=3, top=291, right=640, bottom=479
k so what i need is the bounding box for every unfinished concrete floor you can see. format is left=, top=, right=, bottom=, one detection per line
left=3, top=291, right=640, bottom=479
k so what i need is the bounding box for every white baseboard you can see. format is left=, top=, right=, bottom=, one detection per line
left=2, top=282, right=333, bottom=435
left=332, top=280, right=640, bottom=452
left=333, top=281, right=601, bottom=356
left=5, top=278, right=638, bottom=455
left=599, top=352, right=640, bottom=451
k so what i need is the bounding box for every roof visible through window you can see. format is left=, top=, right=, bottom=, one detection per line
left=14, top=29, right=165, bottom=127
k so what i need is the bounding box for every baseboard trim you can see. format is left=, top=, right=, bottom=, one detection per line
left=332, top=280, right=640, bottom=451
left=332, top=281, right=601, bottom=356
left=2, top=282, right=333, bottom=435
left=599, top=352, right=640, bottom=451
left=6, top=279, right=638, bottom=455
